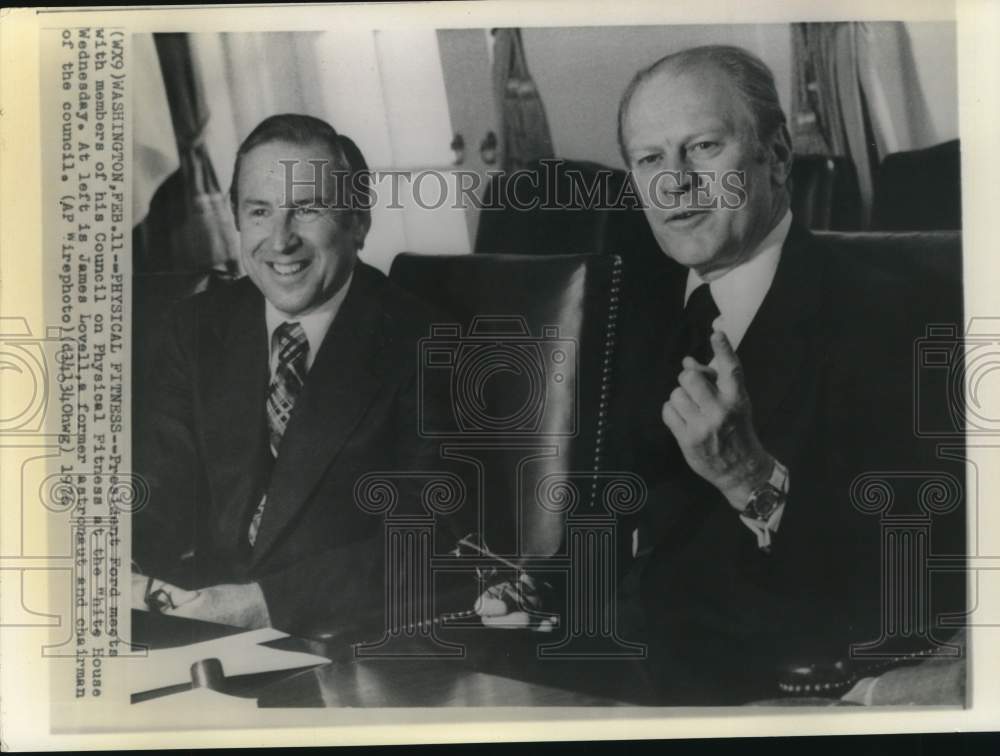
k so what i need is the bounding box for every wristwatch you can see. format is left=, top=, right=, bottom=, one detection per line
left=742, top=458, right=789, bottom=523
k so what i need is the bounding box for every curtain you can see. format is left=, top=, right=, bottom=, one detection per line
left=856, top=24, right=934, bottom=154
left=790, top=22, right=931, bottom=227
left=134, top=33, right=238, bottom=274
left=132, top=33, right=179, bottom=226
left=217, top=32, right=324, bottom=144
left=186, top=32, right=327, bottom=205
left=492, top=29, right=555, bottom=171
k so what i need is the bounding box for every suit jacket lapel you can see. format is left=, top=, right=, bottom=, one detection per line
left=737, top=223, right=826, bottom=435
left=199, top=282, right=270, bottom=558
left=633, top=264, right=689, bottom=446
left=250, top=264, right=389, bottom=564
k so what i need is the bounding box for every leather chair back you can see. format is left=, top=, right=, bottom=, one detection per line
left=474, top=160, right=629, bottom=257
left=471, top=159, right=676, bottom=283
left=816, top=230, right=963, bottom=323
left=389, top=252, right=624, bottom=558
left=132, top=270, right=236, bottom=409
left=872, top=140, right=961, bottom=231
left=790, top=155, right=862, bottom=231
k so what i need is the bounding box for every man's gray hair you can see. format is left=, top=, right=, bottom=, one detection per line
left=616, top=45, right=787, bottom=166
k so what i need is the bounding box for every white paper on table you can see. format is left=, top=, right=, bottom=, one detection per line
left=129, top=627, right=328, bottom=694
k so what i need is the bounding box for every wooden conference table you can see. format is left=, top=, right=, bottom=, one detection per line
left=131, top=610, right=667, bottom=707
left=132, top=612, right=957, bottom=708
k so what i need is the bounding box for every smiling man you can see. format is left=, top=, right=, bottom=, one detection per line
left=600, top=46, right=964, bottom=702
left=132, top=114, right=444, bottom=635
left=465, top=45, right=963, bottom=703
left=619, top=46, right=794, bottom=514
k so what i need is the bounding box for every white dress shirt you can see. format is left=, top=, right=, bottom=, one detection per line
left=249, top=272, right=355, bottom=555
left=683, top=209, right=792, bottom=350
left=264, top=272, right=354, bottom=376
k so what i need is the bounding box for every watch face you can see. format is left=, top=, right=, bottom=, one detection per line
left=749, top=486, right=781, bottom=520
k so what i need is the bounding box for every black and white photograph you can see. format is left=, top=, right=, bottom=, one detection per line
left=2, top=0, right=998, bottom=748
left=127, top=15, right=968, bottom=705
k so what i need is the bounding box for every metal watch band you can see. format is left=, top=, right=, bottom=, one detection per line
left=744, top=458, right=789, bottom=522
left=769, top=458, right=789, bottom=494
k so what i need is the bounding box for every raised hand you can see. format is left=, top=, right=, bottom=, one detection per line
left=661, top=321, right=775, bottom=510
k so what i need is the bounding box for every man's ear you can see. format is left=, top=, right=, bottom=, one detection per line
left=230, top=194, right=241, bottom=232
left=768, top=124, right=794, bottom=187
left=352, top=212, right=371, bottom=251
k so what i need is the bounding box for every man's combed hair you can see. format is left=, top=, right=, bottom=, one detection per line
left=616, top=45, right=787, bottom=166
left=229, top=113, right=371, bottom=228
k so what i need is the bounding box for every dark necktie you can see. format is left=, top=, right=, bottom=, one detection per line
left=669, top=283, right=721, bottom=383
left=248, top=321, right=309, bottom=547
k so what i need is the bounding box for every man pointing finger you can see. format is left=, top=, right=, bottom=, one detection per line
left=609, top=44, right=961, bottom=703
left=662, top=325, right=780, bottom=523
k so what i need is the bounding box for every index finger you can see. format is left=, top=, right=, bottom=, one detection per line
left=710, top=326, right=749, bottom=401
left=709, top=320, right=737, bottom=367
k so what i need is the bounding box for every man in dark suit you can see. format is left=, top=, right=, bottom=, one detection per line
left=132, top=114, right=446, bottom=635
left=477, top=45, right=963, bottom=702
left=609, top=45, right=963, bottom=702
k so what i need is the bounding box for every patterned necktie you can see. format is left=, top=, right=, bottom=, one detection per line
left=248, top=321, right=309, bottom=547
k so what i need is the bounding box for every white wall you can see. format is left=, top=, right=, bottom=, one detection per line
left=905, top=21, right=959, bottom=146
left=190, top=30, right=470, bottom=273
left=521, top=24, right=793, bottom=169
left=520, top=22, right=958, bottom=169
left=138, top=24, right=959, bottom=269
